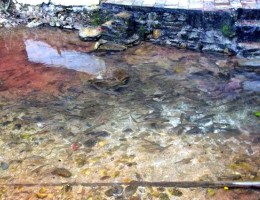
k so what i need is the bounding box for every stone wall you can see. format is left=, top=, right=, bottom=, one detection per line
left=101, top=4, right=239, bottom=55
left=15, top=0, right=99, bottom=6
left=0, top=0, right=101, bottom=29
left=1, top=0, right=259, bottom=57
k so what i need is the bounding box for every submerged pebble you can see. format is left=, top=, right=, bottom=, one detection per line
left=168, top=188, right=183, bottom=196
left=0, top=162, right=9, bottom=170
left=125, top=185, right=138, bottom=197
left=52, top=168, right=72, bottom=178
left=83, top=138, right=98, bottom=148
left=105, top=186, right=123, bottom=197
left=158, top=193, right=170, bottom=200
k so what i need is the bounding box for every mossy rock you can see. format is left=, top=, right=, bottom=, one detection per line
left=221, top=24, right=236, bottom=38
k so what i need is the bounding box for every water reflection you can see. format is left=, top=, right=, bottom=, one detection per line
left=25, top=39, right=106, bottom=74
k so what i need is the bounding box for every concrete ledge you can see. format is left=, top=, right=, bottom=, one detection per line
left=14, top=0, right=100, bottom=6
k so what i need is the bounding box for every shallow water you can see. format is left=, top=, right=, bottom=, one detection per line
left=0, top=27, right=259, bottom=199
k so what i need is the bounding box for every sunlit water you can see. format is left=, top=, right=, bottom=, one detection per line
left=0, top=27, right=259, bottom=199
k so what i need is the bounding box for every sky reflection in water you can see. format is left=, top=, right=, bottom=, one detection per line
left=25, top=39, right=106, bottom=74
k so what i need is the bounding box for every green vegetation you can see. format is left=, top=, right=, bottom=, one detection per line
left=221, top=24, right=236, bottom=38
left=138, top=25, right=146, bottom=39
left=254, top=111, right=260, bottom=117
left=90, top=10, right=101, bottom=26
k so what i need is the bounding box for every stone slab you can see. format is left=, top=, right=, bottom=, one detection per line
left=103, top=0, right=260, bottom=10
left=15, top=0, right=100, bottom=6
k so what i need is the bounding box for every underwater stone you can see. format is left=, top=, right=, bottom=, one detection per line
left=168, top=188, right=183, bottom=196
left=125, top=185, right=138, bottom=197
left=95, top=40, right=127, bottom=51
left=52, top=168, right=72, bottom=178
left=0, top=162, right=9, bottom=170
left=158, top=193, right=170, bottom=200
left=83, top=138, right=98, bottom=148
left=243, top=81, right=260, bottom=92
left=13, top=124, right=22, bottom=130
left=238, top=59, right=260, bottom=69
left=105, top=186, right=123, bottom=197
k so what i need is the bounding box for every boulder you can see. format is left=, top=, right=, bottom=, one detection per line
left=79, top=26, right=102, bottom=41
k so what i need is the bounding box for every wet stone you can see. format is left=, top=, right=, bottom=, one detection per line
left=158, top=193, right=170, bottom=200
left=0, top=162, right=9, bottom=170
left=105, top=186, right=123, bottom=197
left=13, top=124, right=22, bottom=130
left=168, top=188, right=183, bottom=196
left=122, top=128, right=133, bottom=133
left=79, top=26, right=102, bottom=41
left=52, top=168, right=72, bottom=178
left=125, top=185, right=138, bottom=197
left=83, top=138, right=98, bottom=148
left=238, top=59, right=260, bottom=69
left=243, top=81, right=260, bottom=92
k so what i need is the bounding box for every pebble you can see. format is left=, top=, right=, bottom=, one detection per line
left=52, top=168, right=72, bottom=178
left=71, top=143, right=79, bottom=151
left=159, top=193, right=170, bottom=200
left=168, top=188, right=183, bottom=196
left=105, top=186, right=123, bottom=197
left=0, top=162, right=9, bottom=170
left=83, top=138, right=98, bottom=148
left=125, top=185, right=138, bottom=197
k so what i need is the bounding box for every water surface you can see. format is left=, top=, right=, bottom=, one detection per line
left=0, top=27, right=259, bottom=199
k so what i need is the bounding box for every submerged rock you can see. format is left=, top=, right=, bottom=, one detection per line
left=105, top=186, right=123, bottom=197
left=52, top=168, right=72, bottom=178
left=83, top=138, right=98, bottom=148
left=243, top=81, right=260, bottom=92
left=238, top=59, right=260, bottom=69
left=125, top=185, right=138, bottom=197
left=0, top=162, right=9, bottom=170
left=79, top=26, right=102, bottom=41
left=95, top=40, right=127, bottom=51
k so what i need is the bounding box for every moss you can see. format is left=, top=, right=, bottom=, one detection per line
left=89, top=11, right=101, bottom=26
left=137, top=25, right=146, bottom=40
left=254, top=111, right=260, bottom=117
left=221, top=24, right=236, bottom=38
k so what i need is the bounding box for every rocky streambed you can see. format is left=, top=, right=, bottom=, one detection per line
left=0, top=27, right=259, bottom=199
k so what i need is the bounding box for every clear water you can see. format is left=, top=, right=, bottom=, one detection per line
left=0, top=27, right=259, bottom=199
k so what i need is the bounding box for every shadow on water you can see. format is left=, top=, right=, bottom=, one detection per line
left=0, top=27, right=259, bottom=199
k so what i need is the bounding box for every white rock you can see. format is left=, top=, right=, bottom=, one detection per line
left=79, top=27, right=102, bottom=41
left=26, top=20, right=43, bottom=28
left=15, top=0, right=99, bottom=6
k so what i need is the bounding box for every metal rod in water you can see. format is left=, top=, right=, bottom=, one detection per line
left=0, top=181, right=259, bottom=189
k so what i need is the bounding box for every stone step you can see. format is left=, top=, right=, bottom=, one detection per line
left=237, top=8, right=260, bottom=20
left=237, top=42, right=260, bottom=58
left=235, top=20, right=260, bottom=42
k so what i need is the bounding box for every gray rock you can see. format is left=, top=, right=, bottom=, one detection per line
left=243, top=81, right=260, bottom=92
left=1, top=162, right=9, bottom=170
left=52, top=168, right=72, bottom=178
left=26, top=19, right=43, bottom=28
left=95, top=40, right=127, bottom=51
left=238, top=59, right=260, bottom=69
